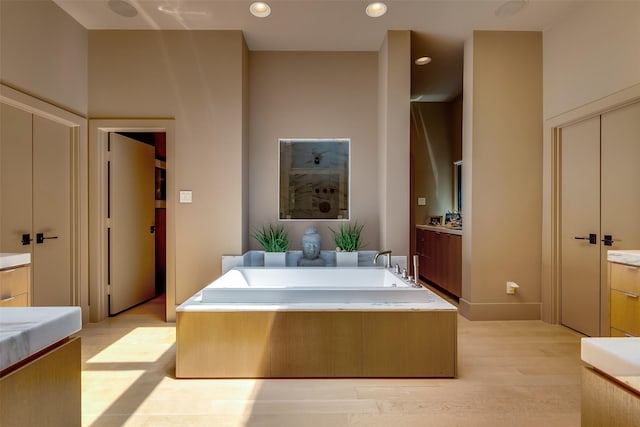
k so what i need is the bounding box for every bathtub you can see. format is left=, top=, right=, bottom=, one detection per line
left=176, top=267, right=457, bottom=378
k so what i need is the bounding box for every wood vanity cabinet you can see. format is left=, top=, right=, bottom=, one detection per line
left=416, top=227, right=461, bottom=297
left=609, top=262, right=640, bottom=337
left=0, top=264, right=30, bottom=307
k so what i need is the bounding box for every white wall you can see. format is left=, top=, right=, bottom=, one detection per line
left=249, top=51, right=379, bottom=251
left=543, top=1, right=640, bottom=119
left=89, top=31, right=248, bottom=305
left=0, top=0, right=88, bottom=115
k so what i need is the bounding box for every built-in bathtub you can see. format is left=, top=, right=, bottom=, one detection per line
left=176, top=267, right=457, bottom=378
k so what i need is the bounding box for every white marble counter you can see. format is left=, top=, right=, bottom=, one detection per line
left=416, top=224, right=462, bottom=236
left=0, top=307, right=81, bottom=372
left=0, top=253, right=31, bottom=269
left=607, top=250, right=640, bottom=267
left=582, top=337, right=640, bottom=393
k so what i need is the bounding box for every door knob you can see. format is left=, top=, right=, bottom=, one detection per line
left=574, top=233, right=597, bottom=244
left=601, top=234, right=614, bottom=246
left=36, top=233, right=59, bottom=244
left=21, top=233, right=33, bottom=245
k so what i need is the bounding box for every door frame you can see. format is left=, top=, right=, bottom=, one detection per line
left=542, top=83, right=640, bottom=330
left=0, top=84, right=88, bottom=322
left=89, top=119, right=175, bottom=323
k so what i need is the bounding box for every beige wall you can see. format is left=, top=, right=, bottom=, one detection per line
left=541, top=2, right=640, bottom=323
left=249, top=51, right=379, bottom=251
left=0, top=0, right=88, bottom=115
left=378, top=31, right=411, bottom=255
left=89, top=31, right=248, bottom=305
left=461, top=31, right=543, bottom=320
left=410, top=102, right=455, bottom=224
left=543, top=1, right=640, bottom=120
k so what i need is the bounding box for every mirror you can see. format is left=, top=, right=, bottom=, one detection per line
left=279, top=138, right=350, bottom=220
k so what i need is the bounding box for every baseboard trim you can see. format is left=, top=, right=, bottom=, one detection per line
left=459, top=299, right=541, bottom=320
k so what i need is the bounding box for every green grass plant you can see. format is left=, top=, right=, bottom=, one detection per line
left=252, top=224, right=289, bottom=252
left=330, top=222, right=364, bottom=252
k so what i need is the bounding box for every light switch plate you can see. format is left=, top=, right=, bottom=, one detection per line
left=417, top=197, right=426, bottom=206
left=179, top=190, right=192, bottom=203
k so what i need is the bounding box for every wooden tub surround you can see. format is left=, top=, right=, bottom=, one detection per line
left=176, top=267, right=458, bottom=378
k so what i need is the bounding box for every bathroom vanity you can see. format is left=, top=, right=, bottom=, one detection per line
left=415, top=225, right=462, bottom=297
left=0, top=252, right=31, bottom=306
left=0, top=279, right=82, bottom=427
left=581, top=338, right=640, bottom=426
left=580, top=250, right=640, bottom=426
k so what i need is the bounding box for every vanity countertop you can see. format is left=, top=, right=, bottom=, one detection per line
left=0, top=253, right=31, bottom=269
left=416, top=224, right=462, bottom=236
left=0, top=306, right=81, bottom=372
left=581, top=337, right=640, bottom=393
left=607, top=250, right=640, bottom=267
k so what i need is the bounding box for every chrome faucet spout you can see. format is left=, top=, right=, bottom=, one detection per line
left=373, top=250, right=392, bottom=268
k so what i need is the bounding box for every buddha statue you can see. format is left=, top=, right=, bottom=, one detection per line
left=297, top=227, right=326, bottom=266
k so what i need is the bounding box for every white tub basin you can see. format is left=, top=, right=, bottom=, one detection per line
left=202, top=287, right=428, bottom=304
left=581, top=337, right=640, bottom=377
left=210, top=267, right=411, bottom=288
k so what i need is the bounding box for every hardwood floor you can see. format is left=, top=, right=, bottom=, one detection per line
left=80, top=296, right=583, bottom=426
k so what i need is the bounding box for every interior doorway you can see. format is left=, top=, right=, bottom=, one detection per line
left=108, top=132, right=161, bottom=316
left=89, top=119, right=175, bottom=323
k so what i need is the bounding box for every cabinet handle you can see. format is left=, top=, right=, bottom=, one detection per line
left=622, top=291, right=639, bottom=299
left=1, top=296, right=16, bottom=302
left=1, top=268, right=16, bottom=274
left=625, top=265, right=639, bottom=271
left=624, top=332, right=635, bottom=337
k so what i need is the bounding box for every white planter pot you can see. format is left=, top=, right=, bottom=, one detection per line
left=335, top=251, right=358, bottom=267
left=264, top=252, right=287, bottom=267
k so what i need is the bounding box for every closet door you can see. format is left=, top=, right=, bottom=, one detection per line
left=0, top=103, right=33, bottom=253
left=560, top=116, right=601, bottom=337
left=32, top=115, right=72, bottom=306
left=600, top=101, right=640, bottom=328
left=0, top=103, right=74, bottom=307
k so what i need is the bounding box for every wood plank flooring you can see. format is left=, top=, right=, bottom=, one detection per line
left=79, top=296, right=583, bottom=426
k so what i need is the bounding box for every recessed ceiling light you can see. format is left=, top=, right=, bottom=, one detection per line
left=365, top=2, right=387, bottom=18
left=107, top=0, right=138, bottom=18
left=415, top=56, right=432, bottom=66
left=495, top=0, right=528, bottom=17
left=250, top=2, right=271, bottom=18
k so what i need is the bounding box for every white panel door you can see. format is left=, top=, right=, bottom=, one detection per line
left=109, top=133, right=155, bottom=315
left=560, top=116, right=601, bottom=337
left=32, top=115, right=72, bottom=306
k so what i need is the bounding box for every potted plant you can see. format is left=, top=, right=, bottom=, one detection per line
left=253, top=224, right=289, bottom=267
left=330, top=222, right=364, bottom=267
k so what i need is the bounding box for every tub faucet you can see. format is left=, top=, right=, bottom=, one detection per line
left=373, top=250, right=392, bottom=268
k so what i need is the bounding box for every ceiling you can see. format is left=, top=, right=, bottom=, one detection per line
left=52, top=0, right=587, bottom=101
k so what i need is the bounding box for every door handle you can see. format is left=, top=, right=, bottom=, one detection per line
left=21, top=233, right=33, bottom=245
left=36, top=233, right=59, bottom=244
left=601, top=234, right=614, bottom=246
left=574, top=233, right=597, bottom=244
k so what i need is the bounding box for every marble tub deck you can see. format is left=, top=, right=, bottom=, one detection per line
left=0, top=306, right=82, bottom=372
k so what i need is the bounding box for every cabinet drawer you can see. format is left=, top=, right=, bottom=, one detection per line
left=0, top=266, right=30, bottom=300
left=610, top=262, right=640, bottom=294
left=610, top=289, right=640, bottom=336
left=0, top=292, right=28, bottom=307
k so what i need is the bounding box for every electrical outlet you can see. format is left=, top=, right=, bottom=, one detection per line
left=417, top=197, right=426, bottom=206
left=506, top=281, right=519, bottom=294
